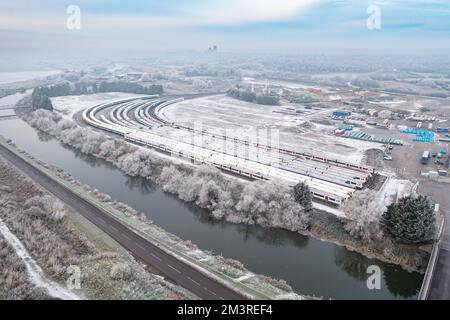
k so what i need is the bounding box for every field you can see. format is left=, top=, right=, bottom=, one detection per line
left=159, top=94, right=377, bottom=164
left=0, top=71, right=61, bottom=85
left=51, top=92, right=147, bottom=119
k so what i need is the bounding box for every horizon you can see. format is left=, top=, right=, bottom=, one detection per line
left=1, top=0, right=450, bottom=56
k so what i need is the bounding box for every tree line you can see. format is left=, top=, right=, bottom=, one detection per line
left=227, top=87, right=280, bottom=105
left=293, top=182, right=436, bottom=245
left=31, top=81, right=164, bottom=111
left=342, top=190, right=436, bottom=245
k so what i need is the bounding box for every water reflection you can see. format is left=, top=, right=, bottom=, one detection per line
left=36, top=129, right=54, bottom=142
left=334, top=246, right=422, bottom=298
left=125, top=175, right=158, bottom=194
left=334, top=247, right=372, bottom=282
left=384, top=267, right=422, bottom=298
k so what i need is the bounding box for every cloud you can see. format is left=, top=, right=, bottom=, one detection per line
left=1, top=0, right=450, bottom=52
left=0, top=0, right=325, bottom=32
left=183, top=0, right=325, bottom=26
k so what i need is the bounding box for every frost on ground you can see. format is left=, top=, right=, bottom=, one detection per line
left=0, top=156, right=192, bottom=300
left=0, top=220, right=81, bottom=300
left=0, top=71, right=61, bottom=85
left=0, top=232, right=52, bottom=300
left=377, top=177, right=414, bottom=207
left=159, top=95, right=375, bottom=164
left=51, top=92, right=147, bottom=119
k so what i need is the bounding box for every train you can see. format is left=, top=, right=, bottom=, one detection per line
left=81, top=97, right=381, bottom=206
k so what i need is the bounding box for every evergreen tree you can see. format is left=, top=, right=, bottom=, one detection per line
left=382, top=195, right=436, bottom=244
left=293, top=182, right=313, bottom=213
left=31, top=87, right=53, bottom=111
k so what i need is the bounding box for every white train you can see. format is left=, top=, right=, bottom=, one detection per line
left=82, top=97, right=355, bottom=205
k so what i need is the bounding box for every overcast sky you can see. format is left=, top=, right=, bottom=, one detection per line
left=1, top=0, right=450, bottom=53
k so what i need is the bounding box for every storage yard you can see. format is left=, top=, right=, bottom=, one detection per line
left=81, top=96, right=381, bottom=207
left=75, top=81, right=449, bottom=215
left=51, top=78, right=440, bottom=219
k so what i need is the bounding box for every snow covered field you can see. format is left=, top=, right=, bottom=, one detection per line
left=160, top=95, right=378, bottom=164
left=0, top=90, right=31, bottom=107
left=0, top=219, right=81, bottom=300
left=0, top=70, right=61, bottom=85
left=242, top=77, right=326, bottom=91
left=51, top=92, right=148, bottom=119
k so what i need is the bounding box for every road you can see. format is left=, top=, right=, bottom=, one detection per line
left=428, top=238, right=450, bottom=299
left=418, top=181, right=450, bottom=299
left=0, top=142, right=246, bottom=300
left=428, top=209, right=450, bottom=300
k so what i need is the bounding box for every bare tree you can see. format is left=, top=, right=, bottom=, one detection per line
left=341, top=190, right=385, bottom=242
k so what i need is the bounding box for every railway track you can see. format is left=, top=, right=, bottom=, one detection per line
left=82, top=97, right=359, bottom=205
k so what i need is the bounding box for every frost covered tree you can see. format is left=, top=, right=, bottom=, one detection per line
left=382, top=195, right=436, bottom=244
left=293, top=182, right=313, bottom=213
left=341, top=190, right=384, bottom=242
left=24, top=110, right=312, bottom=232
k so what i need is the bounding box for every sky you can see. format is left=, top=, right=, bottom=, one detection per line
left=1, top=0, right=450, bottom=54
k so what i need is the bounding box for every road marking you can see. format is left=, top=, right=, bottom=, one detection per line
left=110, top=225, right=118, bottom=231
left=168, top=264, right=181, bottom=274
left=150, top=253, right=162, bottom=261
left=187, top=276, right=200, bottom=286
left=205, top=288, right=217, bottom=296
left=121, top=233, right=131, bottom=241
left=136, top=242, right=146, bottom=251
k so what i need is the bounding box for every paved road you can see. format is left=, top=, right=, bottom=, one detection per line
left=428, top=215, right=450, bottom=300
left=0, top=142, right=246, bottom=300
left=418, top=181, right=450, bottom=299
left=428, top=239, right=450, bottom=299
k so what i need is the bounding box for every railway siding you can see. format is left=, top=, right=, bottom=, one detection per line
left=82, top=97, right=380, bottom=206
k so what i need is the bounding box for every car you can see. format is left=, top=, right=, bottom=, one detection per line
left=384, top=156, right=393, bottom=161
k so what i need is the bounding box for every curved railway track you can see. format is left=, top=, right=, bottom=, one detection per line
left=120, top=98, right=372, bottom=189
left=81, top=96, right=375, bottom=205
